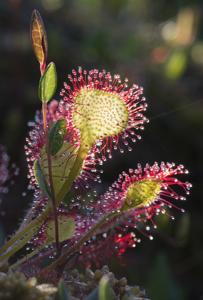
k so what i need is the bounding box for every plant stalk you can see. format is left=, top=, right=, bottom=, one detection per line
left=42, top=101, right=60, bottom=255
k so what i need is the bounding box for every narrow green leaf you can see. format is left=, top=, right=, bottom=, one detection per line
left=99, top=276, right=115, bottom=300
left=49, top=119, right=67, bottom=155
left=39, top=62, right=57, bottom=103
left=33, top=159, right=51, bottom=197
left=56, top=280, right=71, bottom=300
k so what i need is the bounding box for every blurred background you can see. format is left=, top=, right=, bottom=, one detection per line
left=0, top=0, right=202, bottom=299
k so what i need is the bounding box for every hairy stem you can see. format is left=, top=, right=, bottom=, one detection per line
left=42, top=101, right=60, bottom=255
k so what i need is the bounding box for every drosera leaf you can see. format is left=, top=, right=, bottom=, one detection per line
left=39, top=62, right=57, bottom=103
left=30, top=9, right=48, bottom=69
left=33, top=159, right=51, bottom=197
left=40, top=142, right=78, bottom=196
left=98, top=276, right=115, bottom=300
left=49, top=119, right=67, bottom=156
left=56, top=280, right=71, bottom=300
left=45, top=215, right=75, bottom=245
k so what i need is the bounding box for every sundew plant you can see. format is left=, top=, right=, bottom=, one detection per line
left=0, top=10, right=192, bottom=296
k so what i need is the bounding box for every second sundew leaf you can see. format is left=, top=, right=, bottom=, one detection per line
left=39, top=141, right=79, bottom=196
left=48, top=119, right=67, bottom=155
left=39, top=62, right=57, bottom=103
